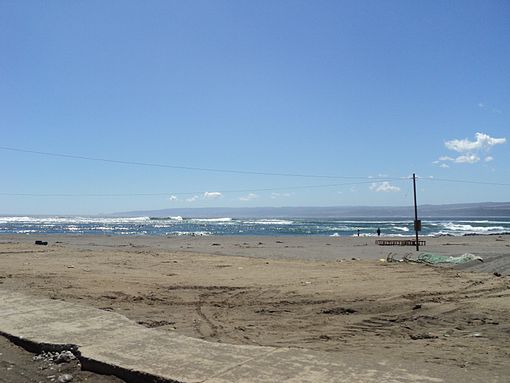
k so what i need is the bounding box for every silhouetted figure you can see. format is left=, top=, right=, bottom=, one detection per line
left=377, top=228, right=381, bottom=236
left=357, top=229, right=360, bottom=237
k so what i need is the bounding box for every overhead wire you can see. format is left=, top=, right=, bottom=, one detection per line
left=419, top=177, right=510, bottom=187
left=0, top=180, right=392, bottom=197
left=0, top=146, right=400, bottom=180
left=1, top=146, right=508, bottom=198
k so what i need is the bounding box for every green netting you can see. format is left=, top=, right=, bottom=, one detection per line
left=417, top=253, right=483, bottom=264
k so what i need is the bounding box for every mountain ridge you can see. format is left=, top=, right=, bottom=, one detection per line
left=112, top=202, right=510, bottom=218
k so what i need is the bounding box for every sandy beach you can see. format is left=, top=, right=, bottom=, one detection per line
left=1, top=234, right=509, bottom=381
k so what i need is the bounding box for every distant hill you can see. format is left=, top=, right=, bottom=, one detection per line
left=112, top=202, right=510, bottom=218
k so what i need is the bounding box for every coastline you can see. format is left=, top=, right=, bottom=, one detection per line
left=1, top=233, right=509, bottom=273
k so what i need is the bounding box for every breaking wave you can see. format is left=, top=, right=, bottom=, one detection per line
left=1, top=216, right=509, bottom=237
left=243, top=219, right=294, bottom=225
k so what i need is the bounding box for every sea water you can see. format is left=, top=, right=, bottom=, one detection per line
left=1, top=216, right=510, bottom=237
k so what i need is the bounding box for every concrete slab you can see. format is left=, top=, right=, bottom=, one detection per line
left=81, top=331, right=273, bottom=382
left=0, top=289, right=499, bottom=383
left=206, top=347, right=447, bottom=383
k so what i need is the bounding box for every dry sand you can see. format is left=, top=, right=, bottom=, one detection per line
left=1, top=234, right=509, bottom=379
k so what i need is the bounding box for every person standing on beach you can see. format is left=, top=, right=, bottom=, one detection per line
left=377, top=228, right=381, bottom=236
left=357, top=229, right=360, bottom=237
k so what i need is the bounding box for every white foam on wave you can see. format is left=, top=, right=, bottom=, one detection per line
left=458, top=220, right=490, bottom=223
left=335, top=220, right=409, bottom=224
left=190, top=218, right=233, bottom=223
left=327, top=226, right=352, bottom=231
left=458, top=220, right=510, bottom=224
left=0, top=216, right=33, bottom=223
left=244, top=219, right=294, bottom=225
left=150, top=216, right=183, bottom=221
left=393, top=226, right=410, bottom=232
left=91, top=226, right=116, bottom=231
left=443, top=222, right=505, bottom=233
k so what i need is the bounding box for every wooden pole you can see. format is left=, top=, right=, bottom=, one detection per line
left=413, top=173, right=419, bottom=251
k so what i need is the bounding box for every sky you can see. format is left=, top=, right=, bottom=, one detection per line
left=1, top=0, right=509, bottom=215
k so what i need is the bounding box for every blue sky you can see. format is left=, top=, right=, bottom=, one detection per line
left=1, top=0, right=509, bottom=215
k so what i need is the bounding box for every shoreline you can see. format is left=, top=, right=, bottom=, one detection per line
left=2, top=233, right=509, bottom=273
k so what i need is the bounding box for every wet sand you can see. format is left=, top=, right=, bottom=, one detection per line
left=1, top=234, right=509, bottom=380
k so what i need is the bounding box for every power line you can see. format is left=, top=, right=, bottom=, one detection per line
left=0, top=180, right=392, bottom=198
left=0, top=146, right=399, bottom=180
left=420, top=177, right=510, bottom=187
left=2, top=146, right=509, bottom=188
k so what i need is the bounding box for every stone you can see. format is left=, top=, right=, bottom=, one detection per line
left=57, top=373, right=73, bottom=382
left=54, top=351, right=76, bottom=364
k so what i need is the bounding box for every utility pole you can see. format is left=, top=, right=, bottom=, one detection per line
left=413, top=173, right=421, bottom=251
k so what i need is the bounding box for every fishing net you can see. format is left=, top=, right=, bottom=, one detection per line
left=416, top=253, right=483, bottom=264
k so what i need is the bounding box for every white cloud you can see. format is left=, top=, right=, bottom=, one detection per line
left=203, top=191, right=222, bottom=200
left=436, top=132, right=506, bottom=166
left=439, top=163, right=449, bottom=169
left=186, top=195, right=199, bottom=202
left=437, top=154, right=480, bottom=164
left=454, top=154, right=480, bottom=164
left=239, top=193, right=258, bottom=201
left=445, top=132, right=506, bottom=153
left=169, top=195, right=178, bottom=201
left=369, top=181, right=400, bottom=193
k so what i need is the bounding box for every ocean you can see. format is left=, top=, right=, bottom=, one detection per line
left=1, top=216, right=510, bottom=237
